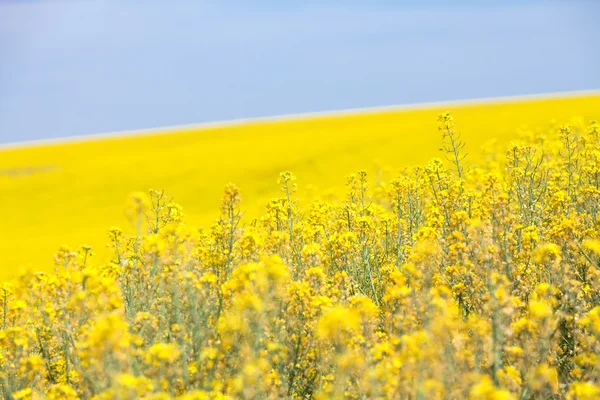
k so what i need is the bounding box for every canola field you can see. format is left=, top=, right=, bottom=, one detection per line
left=3, top=93, right=600, bottom=399
left=1, top=94, right=599, bottom=280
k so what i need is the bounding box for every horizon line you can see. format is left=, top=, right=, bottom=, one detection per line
left=2, top=88, right=599, bottom=150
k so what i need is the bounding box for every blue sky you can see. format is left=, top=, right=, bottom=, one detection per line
left=0, top=0, right=599, bottom=144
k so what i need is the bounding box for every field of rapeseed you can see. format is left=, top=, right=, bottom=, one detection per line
left=1, top=94, right=599, bottom=278
left=2, top=111, right=600, bottom=399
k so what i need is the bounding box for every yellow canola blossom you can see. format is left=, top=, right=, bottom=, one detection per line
left=2, top=109, right=600, bottom=398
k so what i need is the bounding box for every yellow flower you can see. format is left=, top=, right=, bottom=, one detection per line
left=12, top=389, right=38, bottom=400
left=583, top=239, right=600, bottom=256
left=569, top=382, right=600, bottom=400
left=469, top=375, right=515, bottom=400
left=11, top=299, right=27, bottom=311
left=199, top=272, right=219, bottom=284
left=46, top=384, right=79, bottom=400
left=114, top=374, right=154, bottom=396
left=528, top=300, right=553, bottom=319
left=317, top=306, right=360, bottom=340
left=147, top=343, right=181, bottom=364
left=497, top=365, right=522, bottom=388
left=578, top=307, right=600, bottom=333
left=533, top=243, right=561, bottom=264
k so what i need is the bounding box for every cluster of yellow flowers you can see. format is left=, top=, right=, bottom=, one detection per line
left=2, top=114, right=600, bottom=399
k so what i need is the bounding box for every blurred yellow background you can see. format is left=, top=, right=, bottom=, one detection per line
left=1, top=93, right=599, bottom=280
